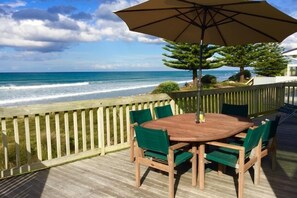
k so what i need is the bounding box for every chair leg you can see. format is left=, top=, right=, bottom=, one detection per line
left=254, top=142, right=262, bottom=185
left=168, top=150, right=175, bottom=198
left=191, top=145, right=197, bottom=187
left=218, top=164, right=226, bottom=176
left=135, top=157, right=140, bottom=187
left=238, top=150, right=245, bottom=198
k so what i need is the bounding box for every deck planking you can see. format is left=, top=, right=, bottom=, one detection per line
left=0, top=113, right=296, bottom=198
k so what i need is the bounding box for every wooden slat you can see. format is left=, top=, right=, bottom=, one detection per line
left=119, top=106, right=124, bottom=144
left=73, top=111, right=79, bottom=154
left=45, top=113, right=52, bottom=160
left=13, top=117, right=20, bottom=167
left=81, top=110, right=87, bottom=152
left=64, top=112, right=70, bottom=156
left=89, top=109, right=94, bottom=150
left=98, top=107, right=105, bottom=155
left=1, top=118, right=8, bottom=172
left=126, top=105, right=130, bottom=142
left=106, top=107, right=110, bottom=147
left=35, top=115, right=42, bottom=161
left=24, top=116, right=31, bottom=171
left=113, top=107, right=117, bottom=145
left=55, top=113, right=61, bottom=158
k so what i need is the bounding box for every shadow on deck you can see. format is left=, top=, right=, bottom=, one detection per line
left=0, top=114, right=296, bottom=198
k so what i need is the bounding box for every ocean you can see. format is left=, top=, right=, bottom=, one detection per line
left=0, top=70, right=238, bottom=107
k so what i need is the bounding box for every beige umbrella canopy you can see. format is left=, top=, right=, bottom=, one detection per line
left=115, top=0, right=297, bottom=122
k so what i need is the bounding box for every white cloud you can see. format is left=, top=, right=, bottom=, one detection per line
left=0, top=1, right=26, bottom=8
left=281, top=33, right=297, bottom=50
left=0, top=0, right=161, bottom=53
left=94, top=0, right=163, bottom=44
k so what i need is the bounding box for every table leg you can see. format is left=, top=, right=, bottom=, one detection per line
left=192, top=145, right=197, bottom=186
left=198, top=144, right=205, bottom=190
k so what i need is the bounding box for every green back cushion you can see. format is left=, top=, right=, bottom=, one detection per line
left=222, top=103, right=248, bottom=117
left=154, top=105, right=173, bottom=119
left=134, top=125, right=170, bottom=155
left=243, top=123, right=266, bottom=153
left=130, top=109, right=153, bottom=124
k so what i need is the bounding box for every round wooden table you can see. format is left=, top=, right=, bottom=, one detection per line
left=142, top=113, right=254, bottom=189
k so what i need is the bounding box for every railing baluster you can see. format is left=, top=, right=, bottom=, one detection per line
left=73, top=110, right=79, bottom=154
left=45, top=113, right=52, bottom=160
left=1, top=118, right=8, bottom=174
left=64, top=111, right=70, bottom=156
left=89, top=109, right=94, bottom=150
left=98, top=107, right=105, bottom=155
left=55, top=113, right=61, bottom=158
left=126, top=105, right=130, bottom=142
left=35, top=114, right=42, bottom=161
left=119, top=106, right=124, bottom=144
left=13, top=117, right=20, bottom=169
left=81, top=110, right=87, bottom=152
left=106, top=107, right=110, bottom=147
left=24, top=115, right=31, bottom=171
left=113, top=106, right=117, bottom=145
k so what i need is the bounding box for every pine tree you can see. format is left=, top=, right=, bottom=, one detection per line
left=215, top=44, right=256, bottom=82
left=252, top=43, right=288, bottom=76
left=162, top=41, right=220, bottom=86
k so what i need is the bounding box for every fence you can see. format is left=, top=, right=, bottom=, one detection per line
left=0, top=82, right=296, bottom=178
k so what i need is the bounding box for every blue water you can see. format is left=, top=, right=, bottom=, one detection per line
left=0, top=70, right=238, bottom=107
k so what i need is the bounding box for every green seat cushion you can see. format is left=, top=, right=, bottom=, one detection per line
left=145, top=149, right=193, bottom=166
left=206, top=148, right=239, bottom=168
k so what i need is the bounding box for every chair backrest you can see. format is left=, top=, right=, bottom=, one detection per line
left=221, top=103, right=248, bottom=117
left=154, top=105, right=173, bottom=119
left=262, top=115, right=281, bottom=145
left=243, top=123, right=267, bottom=155
left=130, top=109, right=153, bottom=125
left=134, top=125, right=170, bottom=155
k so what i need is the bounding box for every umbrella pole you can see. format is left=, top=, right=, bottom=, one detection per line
left=196, top=40, right=203, bottom=123
left=196, top=6, right=207, bottom=123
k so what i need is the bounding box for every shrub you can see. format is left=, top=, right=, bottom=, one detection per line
left=152, top=81, right=180, bottom=94
left=201, top=74, right=217, bottom=84
left=228, top=70, right=251, bottom=81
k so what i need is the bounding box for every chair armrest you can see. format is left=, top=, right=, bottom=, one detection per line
left=130, top=123, right=138, bottom=128
left=169, top=142, right=189, bottom=151
left=235, top=132, right=247, bottom=139
left=206, top=141, right=244, bottom=151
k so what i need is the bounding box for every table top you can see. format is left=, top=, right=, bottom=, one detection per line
left=142, top=113, right=254, bottom=142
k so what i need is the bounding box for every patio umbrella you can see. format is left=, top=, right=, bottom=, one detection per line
left=114, top=0, right=297, bottom=122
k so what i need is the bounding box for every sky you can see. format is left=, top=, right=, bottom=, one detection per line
left=0, top=0, right=297, bottom=72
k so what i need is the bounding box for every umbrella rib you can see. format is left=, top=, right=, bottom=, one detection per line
left=129, top=8, right=199, bottom=32
left=173, top=8, right=203, bottom=42
left=216, top=10, right=279, bottom=42
left=207, top=9, right=227, bottom=45
left=178, top=0, right=262, bottom=8
left=216, top=7, right=297, bottom=25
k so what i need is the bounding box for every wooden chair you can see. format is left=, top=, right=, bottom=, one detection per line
left=154, top=104, right=173, bottom=119
left=235, top=116, right=280, bottom=170
left=205, top=123, right=268, bottom=198
left=261, top=116, right=280, bottom=170
left=221, top=103, right=249, bottom=118
left=134, top=125, right=196, bottom=198
left=129, top=109, right=153, bottom=162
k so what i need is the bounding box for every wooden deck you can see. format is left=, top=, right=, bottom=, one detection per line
left=0, top=113, right=296, bottom=198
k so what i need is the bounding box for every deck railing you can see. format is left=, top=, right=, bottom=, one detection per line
left=0, top=82, right=296, bottom=178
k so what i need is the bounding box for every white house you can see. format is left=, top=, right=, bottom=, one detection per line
left=253, top=48, right=297, bottom=85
